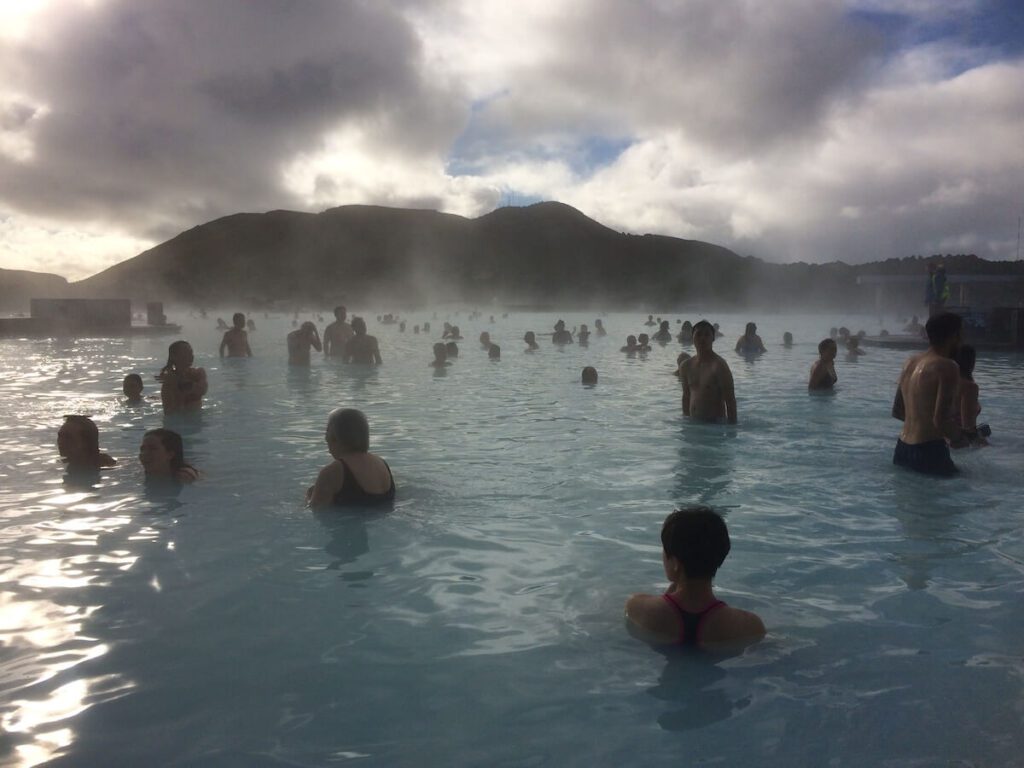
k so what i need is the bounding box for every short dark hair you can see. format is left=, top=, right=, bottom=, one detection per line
left=123, top=373, right=143, bottom=388
left=581, top=366, right=598, bottom=384
left=953, top=344, right=976, bottom=380
left=144, top=428, right=186, bottom=471
left=488, top=343, right=500, bottom=358
left=232, top=312, right=245, bottom=327
left=818, top=338, right=836, bottom=354
left=327, top=408, right=370, bottom=452
left=63, top=415, right=100, bottom=456
left=693, top=320, right=714, bottom=336
left=660, top=507, right=731, bottom=580
left=334, top=305, right=346, bottom=318
left=445, top=341, right=459, bottom=356
left=925, top=312, right=962, bottom=347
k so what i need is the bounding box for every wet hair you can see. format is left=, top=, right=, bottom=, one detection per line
left=480, top=331, right=491, bottom=344
left=581, top=366, right=598, bottom=384
left=445, top=341, right=459, bottom=357
left=123, top=373, right=143, bottom=393
left=745, top=322, right=756, bottom=334
left=692, top=320, right=714, bottom=337
left=660, top=320, right=670, bottom=330
left=524, top=331, right=536, bottom=343
left=62, top=415, right=100, bottom=457
left=925, top=312, right=962, bottom=347
left=433, top=342, right=447, bottom=358
left=660, top=507, right=731, bottom=580
left=783, top=332, right=793, bottom=344
left=233, top=312, right=245, bottom=328
left=626, top=335, right=637, bottom=345
left=638, top=333, right=649, bottom=344
left=818, top=338, right=837, bottom=354
left=327, top=408, right=370, bottom=453
left=143, top=428, right=188, bottom=472
left=488, top=344, right=500, bottom=359
left=160, top=340, right=192, bottom=377
left=351, top=317, right=367, bottom=335
left=953, top=344, right=976, bottom=380
left=838, top=327, right=850, bottom=338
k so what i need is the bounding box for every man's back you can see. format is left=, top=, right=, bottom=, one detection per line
left=896, top=351, right=958, bottom=444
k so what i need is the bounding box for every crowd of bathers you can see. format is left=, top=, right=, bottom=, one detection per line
left=51, top=307, right=987, bottom=648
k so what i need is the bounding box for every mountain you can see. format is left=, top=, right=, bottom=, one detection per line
left=0, top=268, right=70, bottom=312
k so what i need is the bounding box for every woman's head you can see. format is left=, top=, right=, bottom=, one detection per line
left=432, top=342, right=447, bottom=361
left=524, top=331, right=536, bottom=344
left=140, top=429, right=186, bottom=475
left=326, top=408, right=370, bottom=454
left=819, top=338, right=837, bottom=359
left=166, top=340, right=193, bottom=371
left=123, top=373, right=144, bottom=400
left=351, top=317, right=367, bottom=335
left=58, top=415, right=100, bottom=462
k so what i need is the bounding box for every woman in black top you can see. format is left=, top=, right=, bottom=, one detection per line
left=306, top=409, right=394, bottom=508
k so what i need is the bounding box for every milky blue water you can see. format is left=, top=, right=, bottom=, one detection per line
left=1, top=311, right=1023, bottom=767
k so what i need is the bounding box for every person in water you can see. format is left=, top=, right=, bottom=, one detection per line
left=288, top=322, right=322, bottom=366
left=782, top=332, right=793, bottom=348
left=621, top=335, right=640, bottom=354
left=306, top=408, right=395, bottom=508
left=674, top=351, right=691, bottom=378
left=636, top=333, right=652, bottom=352
left=448, top=325, right=464, bottom=341
left=139, top=428, right=199, bottom=484
left=577, top=324, right=591, bottom=345
left=624, top=507, right=765, bottom=648
left=123, top=373, right=144, bottom=404
left=808, top=339, right=838, bottom=390
left=488, top=343, right=501, bottom=360
left=904, top=315, right=924, bottom=336
left=430, top=342, right=451, bottom=368
left=58, top=415, right=117, bottom=471
left=652, top=320, right=673, bottom=343
left=445, top=341, right=459, bottom=358
left=323, top=305, right=354, bottom=357
left=594, top=319, right=607, bottom=337
left=845, top=336, right=865, bottom=359
left=219, top=312, right=253, bottom=358
left=581, top=366, right=598, bottom=385
left=891, top=312, right=963, bottom=477
left=159, top=340, right=208, bottom=413
left=343, top=317, right=382, bottom=365
left=949, top=344, right=988, bottom=448
left=735, top=322, right=766, bottom=355
left=680, top=320, right=737, bottom=423
left=552, top=320, right=573, bottom=345
left=479, top=331, right=492, bottom=349
left=524, top=331, right=539, bottom=351
left=677, top=320, right=693, bottom=344
left=644, top=314, right=656, bottom=327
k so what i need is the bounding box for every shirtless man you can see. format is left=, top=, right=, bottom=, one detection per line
left=891, top=312, right=962, bottom=476
left=680, top=320, right=737, bottom=423
left=343, top=317, right=382, bottom=365
left=219, top=313, right=252, bottom=358
left=288, top=322, right=322, bottom=366
left=323, top=306, right=354, bottom=357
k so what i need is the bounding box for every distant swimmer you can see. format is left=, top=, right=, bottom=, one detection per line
left=140, top=428, right=199, bottom=484
left=577, top=324, right=591, bottom=345
left=423, top=322, right=431, bottom=333
left=449, top=325, right=464, bottom=341
left=845, top=336, right=864, bottom=359
left=594, top=319, right=607, bottom=337
left=636, top=333, right=652, bottom=353
left=216, top=317, right=229, bottom=331
left=488, top=343, right=501, bottom=360
left=430, top=342, right=451, bottom=368
left=735, top=322, right=766, bottom=355
left=123, top=373, right=144, bottom=404
left=904, top=315, right=924, bottom=336
left=288, top=322, right=322, bottom=366
left=829, top=327, right=839, bottom=340
left=674, top=351, right=691, bottom=378
left=323, top=306, right=354, bottom=357
left=680, top=320, right=737, bottom=423
left=479, top=331, right=491, bottom=349
left=808, top=338, right=838, bottom=390
left=581, top=366, right=598, bottom=385
left=524, top=331, right=540, bottom=351
left=949, top=344, right=990, bottom=448
left=158, top=340, right=208, bottom=413
left=652, top=320, right=673, bottom=343
left=343, top=317, right=382, bottom=365
left=445, top=341, right=459, bottom=358
left=219, top=312, right=253, bottom=358
left=58, top=415, right=117, bottom=471
left=891, top=313, right=963, bottom=477
left=552, top=320, right=574, bottom=345
left=399, top=321, right=406, bottom=332
left=624, top=507, right=765, bottom=648
left=621, top=335, right=640, bottom=354
left=677, top=320, right=693, bottom=344
left=782, top=332, right=793, bottom=348
left=306, top=408, right=395, bottom=508
left=413, top=325, right=420, bottom=334
left=644, top=314, right=657, bottom=327
left=442, top=322, right=454, bottom=338
left=247, top=318, right=256, bottom=332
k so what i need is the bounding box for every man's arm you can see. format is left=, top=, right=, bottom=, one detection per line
left=311, top=331, right=322, bottom=353
left=681, top=366, right=691, bottom=416
left=719, top=361, right=737, bottom=424
left=245, top=339, right=252, bottom=357
left=322, top=328, right=333, bottom=357
left=219, top=333, right=228, bottom=358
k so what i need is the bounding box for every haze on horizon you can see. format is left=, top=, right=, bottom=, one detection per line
left=1, top=0, right=1022, bottom=282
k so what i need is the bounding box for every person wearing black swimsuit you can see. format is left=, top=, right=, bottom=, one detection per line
left=306, top=408, right=395, bottom=508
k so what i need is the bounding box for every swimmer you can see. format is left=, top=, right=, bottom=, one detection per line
left=524, top=331, right=539, bottom=351
left=430, top=342, right=450, bottom=368
left=677, top=320, right=693, bottom=344
left=423, top=322, right=431, bottom=333
left=413, top=325, right=420, bottom=334
left=445, top=341, right=459, bottom=358
left=442, top=322, right=453, bottom=339
left=735, top=322, right=766, bottom=355
left=139, top=428, right=199, bottom=484
left=343, top=317, right=382, bottom=365
left=288, top=322, right=322, bottom=366
left=552, top=320, right=574, bottom=345
left=949, top=344, right=989, bottom=448
left=636, top=333, right=652, bottom=352
left=577, top=324, right=591, bottom=345
left=306, top=408, right=395, bottom=508
left=323, top=306, right=354, bottom=357
left=247, top=318, right=256, bottom=332
left=488, top=343, right=501, bottom=360
left=595, top=319, right=607, bottom=337
left=808, top=339, right=838, bottom=390
left=624, top=507, right=765, bottom=648
left=891, top=312, right=963, bottom=477
left=621, top=335, right=639, bottom=354
left=158, top=341, right=208, bottom=413
left=782, top=332, right=793, bottom=348
left=123, top=373, right=144, bottom=404
left=219, top=312, right=253, bottom=358
left=673, top=351, right=691, bottom=378
left=479, top=331, right=491, bottom=349
left=58, top=415, right=117, bottom=470
left=449, top=325, right=464, bottom=341
left=644, top=314, right=656, bottom=327
left=399, top=321, right=406, bottom=332
left=680, top=320, right=737, bottom=423
left=829, top=327, right=838, bottom=340
left=838, top=326, right=850, bottom=341
left=215, top=317, right=229, bottom=331
left=904, top=315, right=924, bottom=336
left=652, top=320, right=673, bottom=343
left=581, top=366, right=598, bottom=385
left=845, top=336, right=864, bottom=358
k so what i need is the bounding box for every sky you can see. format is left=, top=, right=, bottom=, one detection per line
left=0, top=0, right=1022, bottom=281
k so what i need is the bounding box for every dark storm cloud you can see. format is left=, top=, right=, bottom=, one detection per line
left=0, top=0, right=465, bottom=238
